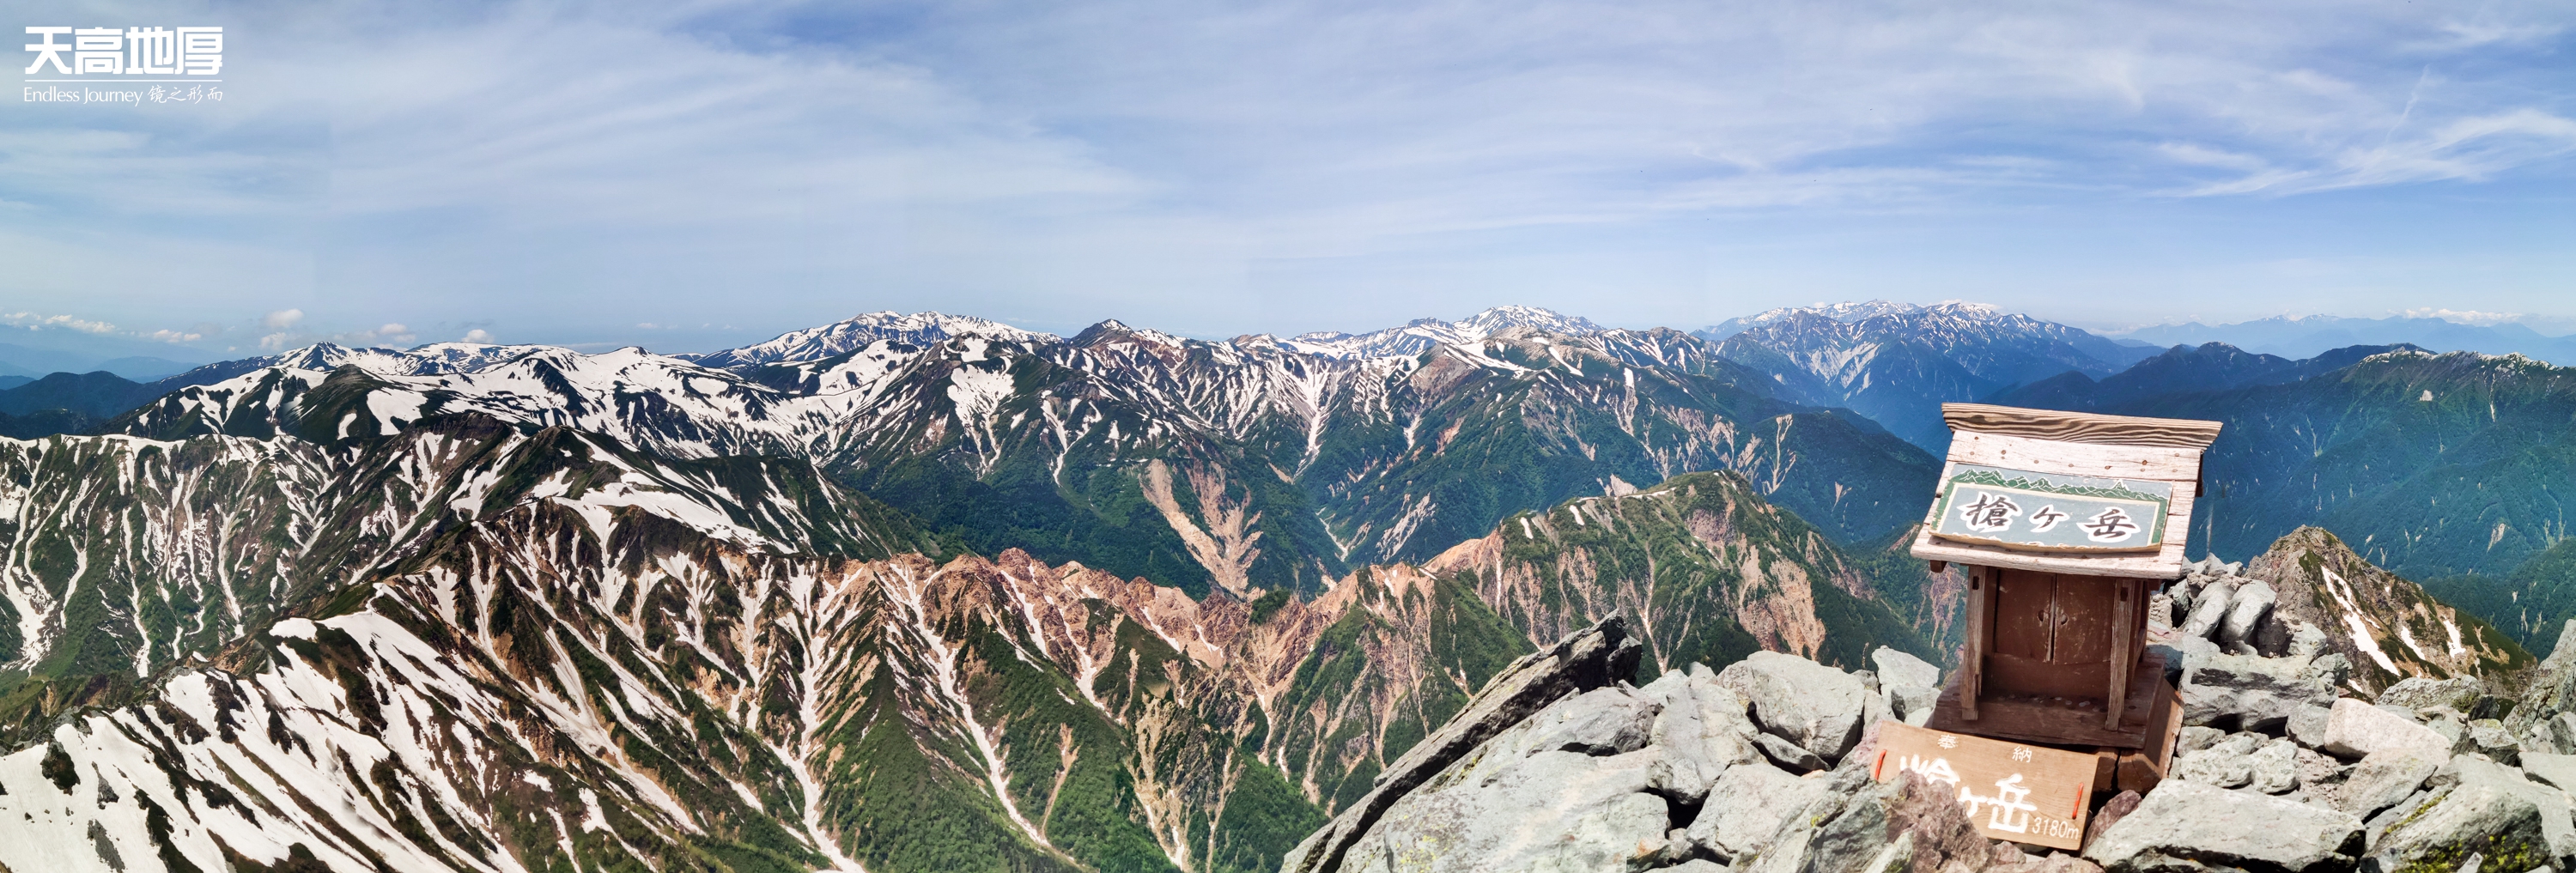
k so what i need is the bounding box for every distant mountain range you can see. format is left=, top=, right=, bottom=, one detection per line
left=1695, top=300, right=2161, bottom=450
left=105, top=315, right=1938, bottom=596
left=2106, top=313, right=2576, bottom=364
left=0, top=336, right=202, bottom=381
left=7, top=300, right=2575, bottom=873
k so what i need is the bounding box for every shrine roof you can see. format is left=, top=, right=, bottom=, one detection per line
left=1909, top=403, right=2221, bottom=579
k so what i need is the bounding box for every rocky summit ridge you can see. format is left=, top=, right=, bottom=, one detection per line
left=1278, top=585, right=2576, bottom=873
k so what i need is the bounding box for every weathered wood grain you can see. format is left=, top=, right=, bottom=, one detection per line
left=1928, top=652, right=2170, bottom=749
left=2106, top=579, right=2134, bottom=730
left=2116, top=682, right=2183, bottom=794
left=1941, top=403, right=2222, bottom=449
left=1944, top=431, right=2204, bottom=482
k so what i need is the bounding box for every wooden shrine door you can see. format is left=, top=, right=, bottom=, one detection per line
left=1981, top=569, right=2147, bottom=703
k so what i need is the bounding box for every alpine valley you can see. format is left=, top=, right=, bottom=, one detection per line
left=1, top=302, right=2570, bottom=873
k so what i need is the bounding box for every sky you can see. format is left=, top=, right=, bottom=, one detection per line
left=6, top=0, right=2575, bottom=360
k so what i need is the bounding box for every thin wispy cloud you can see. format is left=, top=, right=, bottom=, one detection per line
left=2, top=0, right=2571, bottom=344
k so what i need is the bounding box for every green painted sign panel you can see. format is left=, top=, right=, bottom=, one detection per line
left=1930, top=464, right=2171, bottom=554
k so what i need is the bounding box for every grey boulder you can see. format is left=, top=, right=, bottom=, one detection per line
left=1280, top=614, right=1643, bottom=873
left=1639, top=669, right=1763, bottom=800
left=1686, top=762, right=1832, bottom=862
left=2289, top=703, right=2336, bottom=749
left=2457, top=718, right=2524, bottom=767
left=2371, top=755, right=2575, bottom=872
left=1716, top=652, right=1872, bottom=764
left=2296, top=746, right=2354, bottom=793
left=2382, top=676, right=2487, bottom=712
left=2171, top=733, right=2263, bottom=789
left=1751, top=732, right=1826, bottom=773
left=2248, top=736, right=2300, bottom=794
left=2176, top=725, right=2226, bottom=755
left=2148, top=635, right=2217, bottom=688
left=2319, top=697, right=2452, bottom=761
left=1869, top=646, right=1940, bottom=694
left=2318, top=749, right=2442, bottom=819
left=1735, top=770, right=1990, bottom=873
left=1335, top=747, right=1672, bottom=873
left=2524, top=752, right=2576, bottom=793
left=2083, top=779, right=2364, bottom=871
left=2179, top=578, right=2239, bottom=640
left=2181, top=652, right=2334, bottom=732
left=2217, top=581, right=2277, bottom=654
left=1512, top=685, right=1658, bottom=757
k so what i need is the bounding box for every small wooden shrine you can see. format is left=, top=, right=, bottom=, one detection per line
left=1911, top=403, right=2220, bottom=792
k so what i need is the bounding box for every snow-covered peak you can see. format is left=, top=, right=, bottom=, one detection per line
left=1073, top=319, right=1193, bottom=349
left=689, top=311, right=1058, bottom=368
left=1287, top=306, right=1607, bottom=360
left=1694, top=300, right=2035, bottom=341
left=1699, top=300, right=1925, bottom=337
left=1455, top=306, right=1607, bottom=337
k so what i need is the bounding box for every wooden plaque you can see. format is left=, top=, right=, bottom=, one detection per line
left=1868, top=720, right=2098, bottom=850
left=1930, top=464, right=2171, bottom=554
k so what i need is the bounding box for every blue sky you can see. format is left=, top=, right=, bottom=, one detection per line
left=6, top=0, right=2574, bottom=358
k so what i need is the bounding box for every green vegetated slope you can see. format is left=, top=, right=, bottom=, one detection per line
left=1423, top=470, right=1944, bottom=678
left=2002, top=345, right=2576, bottom=646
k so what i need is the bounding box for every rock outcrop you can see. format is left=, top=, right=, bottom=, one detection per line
left=1280, top=615, right=1645, bottom=873
left=2244, top=527, right=2532, bottom=695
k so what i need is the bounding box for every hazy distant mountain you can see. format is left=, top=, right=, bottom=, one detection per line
left=0, top=335, right=204, bottom=379
left=1990, top=341, right=2414, bottom=412
left=2109, top=314, right=2576, bottom=363
left=1697, top=300, right=2159, bottom=450
left=0, top=371, right=165, bottom=419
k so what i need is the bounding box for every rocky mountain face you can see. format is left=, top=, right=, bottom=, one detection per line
left=1697, top=301, right=2155, bottom=451
left=102, top=314, right=1938, bottom=600
left=0, top=395, right=1946, bottom=873
left=1422, top=470, right=1947, bottom=678
left=2243, top=528, right=2531, bottom=695
left=2153, top=544, right=2528, bottom=721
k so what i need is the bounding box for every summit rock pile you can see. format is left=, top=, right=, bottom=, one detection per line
left=1281, top=616, right=2058, bottom=873
left=1286, top=554, right=2576, bottom=873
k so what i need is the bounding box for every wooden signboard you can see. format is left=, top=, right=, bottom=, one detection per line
left=1930, top=464, right=2171, bottom=554
left=1868, top=720, right=2098, bottom=851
